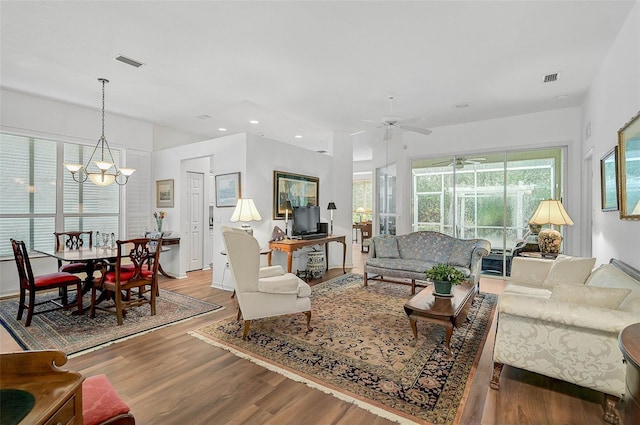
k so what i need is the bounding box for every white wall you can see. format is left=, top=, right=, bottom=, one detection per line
left=375, top=107, right=583, bottom=255
left=582, top=0, right=640, bottom=269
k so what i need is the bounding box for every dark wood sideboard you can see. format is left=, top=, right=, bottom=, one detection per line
left=620, top=323, right=640, bottom=425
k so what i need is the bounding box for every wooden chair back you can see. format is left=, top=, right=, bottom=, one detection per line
left=11, top=239, right=35, bottom=291
left=54, top=231, right=93, bottom=251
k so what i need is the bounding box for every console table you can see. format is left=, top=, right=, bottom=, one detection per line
left=268, top=235, right=346, bottom=274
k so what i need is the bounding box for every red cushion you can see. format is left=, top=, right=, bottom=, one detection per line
left=82, top=374, right=131, bottom=425
left=104, top=270, right=135, bottom=283
left=33, top=272, right=81, bottom=288
left=121, top=264, right=153, bottom=278
left=59, top=262, right=86, bottom=273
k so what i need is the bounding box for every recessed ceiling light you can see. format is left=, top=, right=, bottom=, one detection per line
left=218, top=128, right=227, bottom=132
left=294, top=135, right=303, bottom=139
left=249, top=120, right=259, bottom=124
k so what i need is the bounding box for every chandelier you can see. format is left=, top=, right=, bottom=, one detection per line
left=64, top=78, right=135, bottom=186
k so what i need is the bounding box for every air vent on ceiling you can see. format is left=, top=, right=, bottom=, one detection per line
left=196, top=114, right=212, bottom=120
left=542, top=72, right=560, bottom=83
left=316, top=150, right=327, bottom=154
left=113, top=55, right=145, bottom=68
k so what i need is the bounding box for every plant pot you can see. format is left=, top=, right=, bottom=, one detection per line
left=433, top=280, right=454, bottom=297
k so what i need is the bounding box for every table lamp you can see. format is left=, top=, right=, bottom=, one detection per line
left=327, top=202, right=337, bottom=235
left=356, top=207, right=365, bottom=223
left=528, top=199, right=573, bottom=255
left=230, top=198, right=262, bottom=236
left=284, top=200, right=292, bottom=237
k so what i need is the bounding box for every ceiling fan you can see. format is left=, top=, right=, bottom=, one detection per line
left=433, top=156, right=486, bottom=169
left=352, top=96, right=432, bottom=141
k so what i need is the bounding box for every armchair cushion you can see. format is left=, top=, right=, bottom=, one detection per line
left=551, top=283, right=631, bottom=310
left=542, top=254, right=595, bottom=288
left=258, top=274, right=303, bottom=295
left=259, top=265, right=285, bottom=279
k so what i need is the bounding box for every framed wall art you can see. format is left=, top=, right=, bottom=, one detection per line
left=600, top=146, right=619, bottom=211
left=215, top=172, right=241, bottom=207
left=617, top=111, right=640, bottom=220
left=156, top=179, right=174, bottom=208
left=273, top=170, right=319, bottom=219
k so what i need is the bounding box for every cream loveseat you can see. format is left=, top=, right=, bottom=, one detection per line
left=364, top=231, right=491, bottom=294
left=491, top=256, right=640, bottom=424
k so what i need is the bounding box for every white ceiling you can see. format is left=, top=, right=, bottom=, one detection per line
left=0, top=1, right=635, bottom=161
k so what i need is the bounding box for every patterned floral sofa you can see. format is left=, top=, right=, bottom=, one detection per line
left=491, top=256, right=640, bottom=425
left=363, top=231, right=491, bottom=294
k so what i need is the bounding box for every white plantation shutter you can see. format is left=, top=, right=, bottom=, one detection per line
left=125, top=150, right=151, bottom=238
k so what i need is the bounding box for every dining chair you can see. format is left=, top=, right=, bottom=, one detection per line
left=10, top=238, right=83, bottom=327
left=54, top=231, right=94, bottom=274
left=90, top=237, right=162, bottom=325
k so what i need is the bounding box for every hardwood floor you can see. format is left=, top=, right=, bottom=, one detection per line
left=1, top=247, right=622, bottom=424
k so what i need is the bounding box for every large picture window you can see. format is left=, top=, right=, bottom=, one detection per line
left=0, top=133, right=121, bottom=257
left=411, top=148, right=564, bottom=276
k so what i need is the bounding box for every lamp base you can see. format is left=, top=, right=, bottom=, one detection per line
left=240, top=224, right=253, bottom=236
left=538, top=228, right=562, bottom=254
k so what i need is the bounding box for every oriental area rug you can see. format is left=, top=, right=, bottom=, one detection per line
left=0, top=289, right=223, bottom=356
left=190, top=274, right=496, bottom=425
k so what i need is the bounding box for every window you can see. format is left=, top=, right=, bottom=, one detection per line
left=411, top=148, right=564, bottom=276
left=0, top=133, right=123, bottom=257
left=352, top=177, right=373, bottom=223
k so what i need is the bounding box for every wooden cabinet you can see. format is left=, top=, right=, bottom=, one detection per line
left=0, top=350, right=83, bottom=425
left=620, top=323, right=640, bottom=425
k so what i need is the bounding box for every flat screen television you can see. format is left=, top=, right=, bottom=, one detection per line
left=292, top=206, right=320, bottom=236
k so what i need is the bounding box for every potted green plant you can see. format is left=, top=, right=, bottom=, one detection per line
left=425, top=263, right=466, bottom=297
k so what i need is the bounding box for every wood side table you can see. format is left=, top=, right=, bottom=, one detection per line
left=403, top=281, right=478, bottom=355
left=620, top=323, right=640, bottom=425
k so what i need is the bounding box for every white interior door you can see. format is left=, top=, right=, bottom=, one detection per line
left=187, top=171, right=204, bottom=271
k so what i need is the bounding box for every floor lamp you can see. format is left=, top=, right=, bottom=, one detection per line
left=230, top=199, right=262, bottom=236
left=327, top=202, right=336, bottom=235
left=529, top=199, right=573, bottom=255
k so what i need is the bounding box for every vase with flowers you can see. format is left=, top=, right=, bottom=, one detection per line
left=154, top=211, right=166, bottom=232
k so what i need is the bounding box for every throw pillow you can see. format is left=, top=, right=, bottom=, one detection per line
left=542, top=254, right=596, bottom=288
left=551, top=282, right=631, bottom=310
left=374, top=237, right=400, bottom=259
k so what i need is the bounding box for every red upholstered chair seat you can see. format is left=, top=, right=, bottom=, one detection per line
left=34, top=272, right=81, bottom=288
left=59, top=262, right=87, bottom=274
left=82, top=374, right=134, bottom=425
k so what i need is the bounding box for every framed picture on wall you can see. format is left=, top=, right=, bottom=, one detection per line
left=156, top=179, right=174, bottom=208
left=273, top=170, right=319, bottom=219
left=617, top=111, right=640, bottom=219
left=600, top=147, right=619, bottom=211
left=216, top=172, right=241, bottom=207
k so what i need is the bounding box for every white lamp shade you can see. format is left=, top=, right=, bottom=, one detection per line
left=529, top=199, right=574, bottom=226
left=230, top=199, right=262, bottom=222
left=88, top=172, right=116, bottom=186
left=356, top=207, right=365, bottom=213
left=64, top=163, right=83, bottom=173
left=119, top=168, right=136, bottom=176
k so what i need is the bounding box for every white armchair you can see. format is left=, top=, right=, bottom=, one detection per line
left=222, top=227, right=312, bottom=339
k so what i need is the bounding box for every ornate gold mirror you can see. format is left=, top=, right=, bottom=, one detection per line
left=618, top=111, right=640, bottom=220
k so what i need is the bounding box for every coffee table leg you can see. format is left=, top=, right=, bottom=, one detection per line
left=443, top=322, right=454, bottom=355
left=409, top=317, right=418, bottom=340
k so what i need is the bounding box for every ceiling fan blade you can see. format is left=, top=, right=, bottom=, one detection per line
left=396, top=124, right=432, bottom=135
left=350, top=130, right=367, bottom=136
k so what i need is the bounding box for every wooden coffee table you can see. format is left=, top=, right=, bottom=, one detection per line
left=403, top=281, right=478, bottom=355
